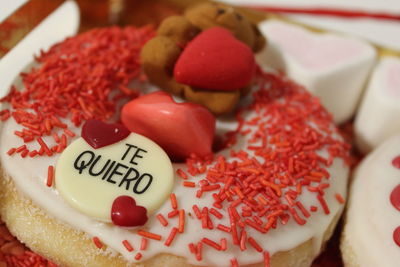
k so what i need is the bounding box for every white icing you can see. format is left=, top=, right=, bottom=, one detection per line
left=355, top=56, right=400, bottom=153
left=344, top=134, right=400, bottom=267
left=257, top=20, right=376, bottom=124
left=0, top=98, right=348, bottom=266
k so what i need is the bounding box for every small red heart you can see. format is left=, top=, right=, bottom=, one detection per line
left=81, top=119, right=130, bottom=149
left=174, top=27, right=256, bottom=91
left=111, top=196, right=148, bottom=227
left=121, top=91, right=215, bottom=161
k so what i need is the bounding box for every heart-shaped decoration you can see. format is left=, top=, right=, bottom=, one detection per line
left=121, top=91, right=215, bottom=161
left=391, top=184, right=400, bottom=211
left=82, top=119, right=130, bottom=149
left=111, top=196, right=148, bottom=227
left=174, top=27, right=256, bottom=91
left=259, top=21, right=376, bottom=124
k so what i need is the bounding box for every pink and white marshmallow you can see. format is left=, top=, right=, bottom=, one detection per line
left=257, top=20, right=376, bottom=124
left=355, top=56, right=400, bottom=153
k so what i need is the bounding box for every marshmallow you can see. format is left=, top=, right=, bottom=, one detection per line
left=257, top=20, right=376, bottom=124
left=355, top=56, right=400, bottom=153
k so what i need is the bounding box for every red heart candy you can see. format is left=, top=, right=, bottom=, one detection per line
left=111, top=196, right=148, bottom=227
left=121, top=91, right=215, bottom=161
left=174, top=27, right=256, bottom=91
left=82, top=119, right=130, bottom=149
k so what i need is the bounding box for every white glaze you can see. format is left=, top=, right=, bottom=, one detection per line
left=0, top=90, right=349, bottom=266
left=355, top=56, right=400, bottom=154
left=257, top=20, right=376, bottom=124
left=344, top=134, right=400, bottom=267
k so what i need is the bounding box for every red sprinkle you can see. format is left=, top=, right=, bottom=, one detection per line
left=46, top=165, right=54, bottom=187
left=134, top=252, right=142, bottom=260
left=217, top=224, right=231, bottom=233
left=195, top=242, right=203, bottom=261
left=156, top=214, right=169, bottom=227
left=264, top=251, right=270, bottom=267
left=37, top=137, right=52, bottom=156
left=140, top=238, right=148, bottom=251
left=168, top=210, right=179, bottom=218
left=230, top=258, right=239, bottom=267
left=335, top=193, right=345, bottom=204
left=170, top=193, right=178, bottom=210
left=164, top=227, right=179, bottom=247
left=92, top=236, right=103, bottom=249
left=188, top=243, right=196, bottom=254
left=177, top=168, right=189, bottom=179
left=122, top=240, right=134, bottom=252
left=7, top=148, right=16, bottom=155
left=15, top=145, right=27, bottom=153
left=310, top=206, right=318, bottom=212
left=202, top=237, right=222, bottom=251
left=20, top=149, right=29, bottom=158
left=317, top=194, right=330, bottom=214
left=178, top=209, right=185, bottom=233
left=218, top=238, right=226, bottom=252
left=192, top=205, right=202, bottom=219
left=63, top=128, right=76, bottom=137
left=137, top=230, right=162, bottom=241
left=183, top=181, right=196, bottom=187
left=248, top=237, right=263, bottom=252
left=210, top=208, right=223, bottom=219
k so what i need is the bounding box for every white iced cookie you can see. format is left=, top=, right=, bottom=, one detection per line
left=56, top=119, right=174, bottom=225
left=355, top=56, right=400, bottom=153
left=257, top=20, right=376, bottom=124
left=341, top=134, right=400, bottom=267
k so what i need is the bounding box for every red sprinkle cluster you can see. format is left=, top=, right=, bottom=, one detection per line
left=0, top=220, right=55, bottom=267
left=1, top=26, right=155, bottom=157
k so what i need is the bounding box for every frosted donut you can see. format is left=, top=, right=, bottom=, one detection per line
left=0, top=26, right=350, bottom=266
left=341, top=134, right=400, bottom=267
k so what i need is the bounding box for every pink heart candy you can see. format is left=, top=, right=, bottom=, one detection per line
left=121, top=91, right=216, bottom=161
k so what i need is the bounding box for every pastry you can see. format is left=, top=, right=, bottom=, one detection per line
left=0, top=5, right=350, bottom=267
left=341, top=134, right=400, bottom=267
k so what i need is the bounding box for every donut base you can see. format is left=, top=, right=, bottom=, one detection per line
left=340, top=225, right=360, bottom=267
left=0, top=166, right=340, bottom=267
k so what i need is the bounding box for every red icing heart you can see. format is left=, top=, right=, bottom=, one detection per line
left=392, top=155, right=400, bottom=169
left=394, top=227, right=400, bottom=247
left=121, top=91, right=215, bottom=161
left=390, top=184, right=400, bottom=211
left=111, top=196, right=148, bottom=227
left=82, top=119, right=130, bottom=149
left=174, top=27, right=256, bottom=91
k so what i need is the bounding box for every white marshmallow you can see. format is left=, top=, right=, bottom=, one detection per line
left=355, top=56, right=400, bottom=153
left=257, top=20, right=376, bottom=124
